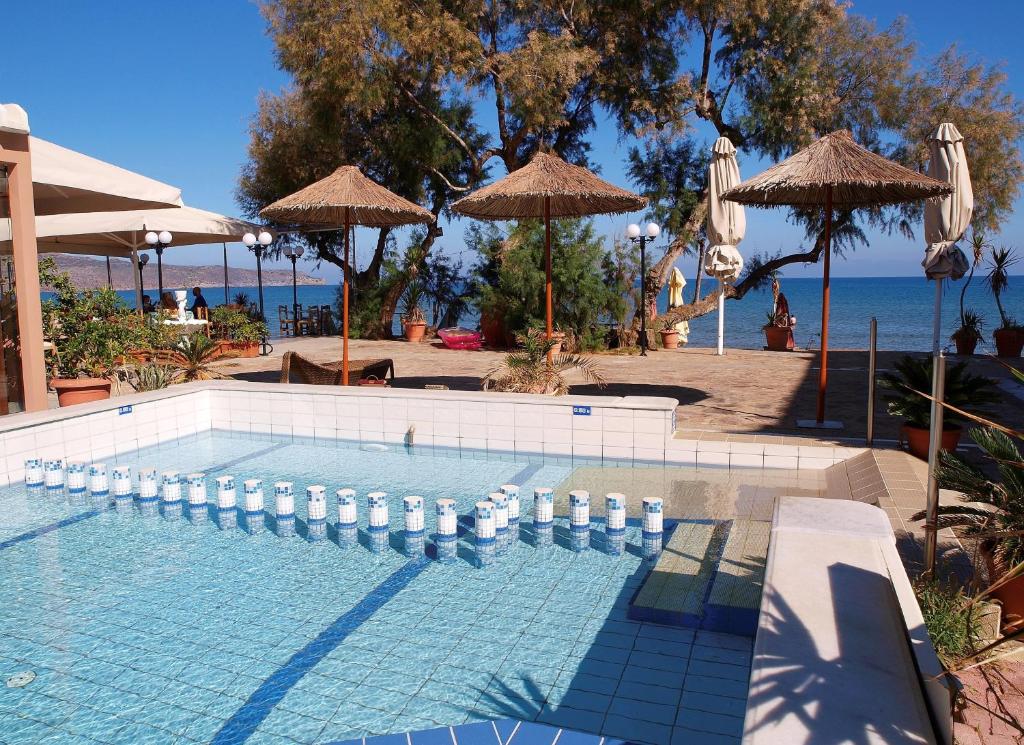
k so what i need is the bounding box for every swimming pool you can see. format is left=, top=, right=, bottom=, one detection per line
left=0, top=428, right=823, bottom=745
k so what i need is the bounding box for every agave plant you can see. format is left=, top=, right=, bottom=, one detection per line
left=166, top=334, right=226, bottom=383
left=482, top=329, right=605, bottom=395
left=122, top=363, right=174, bottom=392
left=987, top=246, right=1020, bottom=331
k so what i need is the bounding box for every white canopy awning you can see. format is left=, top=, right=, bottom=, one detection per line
left=0, top=206, right=267, bottom=257
left=27, top=136, right=183, bottom=215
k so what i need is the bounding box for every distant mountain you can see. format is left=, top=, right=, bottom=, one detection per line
left=46, top=254, right=325, bottom=291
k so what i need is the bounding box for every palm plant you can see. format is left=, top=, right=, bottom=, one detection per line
left=878, top=354, right=998, bottom=429
left=987, top=246, right=1020, bottom=330
left=951, top=309, right=984, bottom=345
left=165, top=334, right=226, bottom=383
left=482, top=329, right=605, bottom=395
left=958, top=228, right=990, bottom=326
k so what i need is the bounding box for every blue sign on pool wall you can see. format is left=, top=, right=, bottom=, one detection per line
left=118, top=405, right=133, bottom=416
left=572, top=406, right=591, bottom=416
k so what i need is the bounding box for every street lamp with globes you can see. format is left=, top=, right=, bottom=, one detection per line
left=242, top=230, right=274, bottom=355
left=282, top=245, right=305, bottom=335
left=144, top=230, right=172, bottom=298
left=626, top=222, right=661, bottom=356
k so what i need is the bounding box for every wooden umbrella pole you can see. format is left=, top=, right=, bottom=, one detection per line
left=545, top=196, right=553, bottom=364
left=816, top=186, right=833, bottom=424
left=342, top=207, right=350, bottom=386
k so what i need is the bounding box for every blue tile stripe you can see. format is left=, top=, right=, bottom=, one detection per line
left=324, top=718, right=627, bottom=745
left=212, top=556, right=431, bottom=745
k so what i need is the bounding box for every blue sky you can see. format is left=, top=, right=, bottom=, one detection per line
left=2, top=0, right=1021, bottom=283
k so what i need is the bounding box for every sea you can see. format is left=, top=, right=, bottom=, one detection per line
left=96, top=276, right=1023, bottom=353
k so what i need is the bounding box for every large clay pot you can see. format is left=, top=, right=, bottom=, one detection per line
left=404, top=320, right=427, bottom=343
left=763, top=325, right=795, bottom=351
left=952, top=330, right=979, bottom=356
left=902, top=423, right=962, bottom=460
left=52, top=378, right=112, bottom=407
left=480, top=309, right=505, bottom=349
left=660, top=329, right=680, bottom=350
left=549, top=331, right=566, bottom=353
left=994, top=328, right=1024, bottom=358
left=983, top=546, right=1024, bottom=632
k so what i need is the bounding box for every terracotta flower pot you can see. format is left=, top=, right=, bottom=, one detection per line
left=404, top=320, right=427, bottom=343
left=763, top=325, right=795, bottom=351
left=994, top=328, right=1024, bottom=358
left=984, top=544, right=1024, bottom=632
left=901, top=423, right=962, bottom=460
left=660, top=329, right=680, bottom=350
left=951, top=330, right=979, bottom=356
left=52, top=378, right=112, bottom=407
left=480, top=309, right=506, bottom=349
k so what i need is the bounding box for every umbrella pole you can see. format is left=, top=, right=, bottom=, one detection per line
left=545, top=197, right=553, bottom=364
left=816, top=187, right=833, bottom=425
left=343, top=208, right=350, bottom=386
left=106, top=257, right=112, bottom=289
left=717, top=281, right=725, bottom=356
left=223, top=243, right=229, bottom=305
left=931, top=280, right=943, bottom=355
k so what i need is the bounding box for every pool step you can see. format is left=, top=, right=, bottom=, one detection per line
left=326, top=717, right=627, bottom=745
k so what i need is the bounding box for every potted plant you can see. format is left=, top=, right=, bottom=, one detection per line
left=762, top=283, right=795, bottom=351
left=482, top=329, right=605, bottom=395
left=659, top=320, right=680, bottom=350
left=950, top=309, right=984, bottom=356
left=879, top=354, right=999, bottom=459
left=401, top=282, right=428, bottom=343
left=210, top=307, right=265, bottom=358
left=917, top=426, right=1024, bottom=631
left=987, top=246, right=1024, bottom=358
left=39, top=259, right=137, bottom=406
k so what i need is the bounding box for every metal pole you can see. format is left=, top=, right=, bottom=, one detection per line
left=816, top=186, right=833, bottom=424
left=223, top=243, right=229, bottom=305
left=255, top=247, right=270, bottom=356
left=156, top=246, right=164, bottom=299
left=131, top=246, right=143, bottom=313
left=924, top=351, right=946, bottom=577
left=866, top=317, right=877, bottom=447
left=717, top=281, right=725, bottom=356
left=342, top=209, right=350, bottom=385
left=106, top=257, right=113, bottom=289
left=291, top=256, right=298, bottom=333
left=544, top=196, right=553, bottom=363
left=639, top=236, right=648, bottom=356
left=931, top=279, right=943, bottom=356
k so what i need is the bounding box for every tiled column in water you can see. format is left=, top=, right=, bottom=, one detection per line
left=642, top=496, right=664, bottom=559
left=66, top=462, right=86, bottom=495
left=24, top=458, right=44, bottom=488
left=367, top=491, right=389, bottom=553
left=274, top=482, right=295, bottom=537
left=605, top=493, right=626, bottom=556
left=533, top=487, right=554, bottom=548
left=161, top=472, right=182, bottom=519
left=88, top=464, right=109, bottom=499
left=475, top=500, right=496, bottom=567
left=491, top=492, right=509, bottom=555
left=336, top=488, right=358, bottom=548
left=243, top=479, right=264, bottom=534
left=403, top=495, right=425, bottom=556
left=138, top=468, right=159, bottom=515
left=43, top=459, right=64, bottom=491
left=569, top=490, right=590, bottom=552
left=501, top=484, right=520, bottom=545
left=306, top=486, right=327, bottom=542
left=187, top=473, right=208, bottom=523
left=435, top=498, right=458, bottom=563
left=215, top=476, right=237, bottom=530
left=112, top=466, right=133, bottom=507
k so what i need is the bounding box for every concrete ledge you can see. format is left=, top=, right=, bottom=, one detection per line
left=744, top=497, right=948, bottom=745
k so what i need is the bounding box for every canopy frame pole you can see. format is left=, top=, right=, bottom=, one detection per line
left=156, top=246, right=164, bottom=299
left=717, top=281, right=725, bottom=356
left=816, top=186, right=833, bottom=424
left=867, top=317, right=877, bottom=447
left=544, top=196, right=553, bottom=364
left=223, top=243, right=229, bottom=305
left=931, top=279, right=943, bottom=356
left=131, top=242, right=143, bottom=314
left=924, top=351, right=946, bottom=577
left=105, top=257, right=113, bottom=289
left=342, top=207, right=351, bottom=386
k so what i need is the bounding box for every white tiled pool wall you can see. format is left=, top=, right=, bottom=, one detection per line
left=0, top=382, right=866, bottom=487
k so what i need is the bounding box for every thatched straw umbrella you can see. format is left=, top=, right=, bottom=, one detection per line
left=723, top=129, right=953, bottom=427
left=261, top=166, right=434, bottom=384
left=452, top=151, right=646, bottom=359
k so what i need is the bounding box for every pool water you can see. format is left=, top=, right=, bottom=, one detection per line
left=0, top=432, right=821, bottom=745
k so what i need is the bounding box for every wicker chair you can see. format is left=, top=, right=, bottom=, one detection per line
left=280, top=351, right=395, bottom=386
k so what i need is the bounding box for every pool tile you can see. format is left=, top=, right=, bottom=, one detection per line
left=671, top=725, right=742, bottom=744
left=675, top=708, right=744, bottom=736
left=608, top=695, right=677, bottom=725
left=601, top=713, right=672, bottom=745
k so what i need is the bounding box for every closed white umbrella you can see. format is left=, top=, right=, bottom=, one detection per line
left=705, top=137, right=746, bottom=356
left=923, top=122, right=973, bottom=354
left=668, top=266, right=687, bottom=308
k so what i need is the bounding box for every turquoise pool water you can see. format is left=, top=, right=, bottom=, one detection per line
left=0, top=432, right=756, bottom=745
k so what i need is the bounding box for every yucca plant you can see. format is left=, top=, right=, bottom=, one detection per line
left=987, top=246, right=1020, bottom=331
left=166, top=334, right=226, bottom=383
left=123, top=363, right=174, bottom=392
left=482, top=329, right=605, bottom=395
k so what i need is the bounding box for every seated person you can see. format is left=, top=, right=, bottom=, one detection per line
left=190, top=286, right=208, bottom=313
left=141, top=295, right=155, bottom=313
left=160, top=291, right=177, bottom=311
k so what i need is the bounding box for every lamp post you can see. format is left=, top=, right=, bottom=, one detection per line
left=137, top=253, right=150, bottom=305
left=144, top=230, right=172, bottom=298
left=283, top=245, right=305, bottom=335
left=626, top=222, right=661, bottom=356
left=242, top=230, right=274, bottom=356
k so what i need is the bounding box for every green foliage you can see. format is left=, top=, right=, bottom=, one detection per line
left=878, top=354, right=999, bottom=429
left=39, top=258, right=146, bottom=379
left=210, top=307, right=267, bottom=343
left=470, top=218, right=627, bottom=352
left=163, top=335, right=226, bottom=383
left=419, top=253, right=467, bottom=329
left=232, top=292, right=251, bottom=308
left=952, top=309, right=984, bottom=343
left=987, top=246, right=1021, bottom=330
left=913, top=576, right=981, bottom=666
left=626, top=136, right=707, bottom=239
left=400, top=280, right=426, bottom=325
left=482, top=329, right=605, bottom=396
left=121, top=364, right=174, bottom=393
